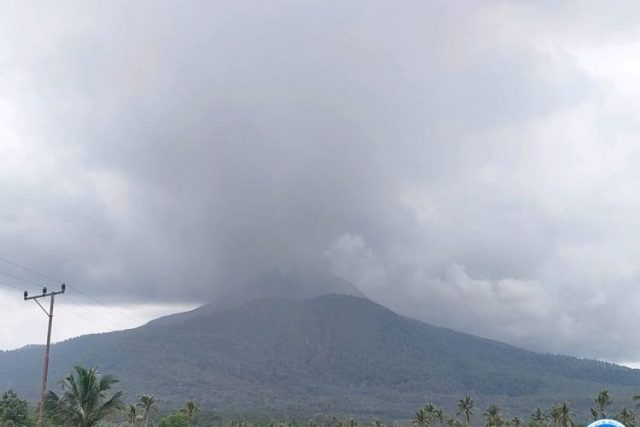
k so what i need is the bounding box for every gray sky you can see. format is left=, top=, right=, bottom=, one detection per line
left=2, top=1, right=640, bottom=364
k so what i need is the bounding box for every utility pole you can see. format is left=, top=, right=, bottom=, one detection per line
left=24, top=283, right=65, bottom=427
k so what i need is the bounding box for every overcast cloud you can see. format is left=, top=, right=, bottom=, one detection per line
left=2, top=1, right=640, bottom=362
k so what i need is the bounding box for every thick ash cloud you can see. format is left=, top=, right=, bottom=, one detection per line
left=2, top=1, right=640, bottom=360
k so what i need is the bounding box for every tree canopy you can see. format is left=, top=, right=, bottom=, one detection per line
left=44, top=366, right=124, bottom=427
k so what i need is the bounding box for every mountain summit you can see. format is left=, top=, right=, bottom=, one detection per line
left=220, top=266, right=367, bottom=305
left=150, top=267, right=366, bottom=326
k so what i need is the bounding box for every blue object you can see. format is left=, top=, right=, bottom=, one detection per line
left=587, top=419, right=626, bottom=427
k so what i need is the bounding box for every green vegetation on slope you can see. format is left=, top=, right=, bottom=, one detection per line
left=1, top=295, right=639, bottom=418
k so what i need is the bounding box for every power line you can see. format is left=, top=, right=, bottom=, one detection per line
left=61, top=294, right=132, bottom=330
left=56, top=303, right=120, bottom=330
left=0, top=255, right=145, bottom=325
left=0, top=270, right=44, bottom=290
left=0, top=271, right=132, bottom=331
left=0, top=256, right=61, bottom=284
left=64, top=284, right=145, bottom=325
left=0, top=278, right=26, bottom=292
left=0, top=269, right=134, bottom=328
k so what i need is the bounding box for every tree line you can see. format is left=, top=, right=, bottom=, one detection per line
left=0, top=366, right=198, bottom=427
left=410, top=390, right=636, bottom=427
left=1, top=366, right=640, bottom=427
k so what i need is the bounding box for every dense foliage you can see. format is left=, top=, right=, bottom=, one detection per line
left=44, top=366, right=124, bottom=427
left=0, top=389, right=33, bottom=426
left=5, top=363, right=640, bottom=427
left=6, top=365, right=640, bottom=427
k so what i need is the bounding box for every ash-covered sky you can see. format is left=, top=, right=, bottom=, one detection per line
left=2, top=1, right=640, bottom=363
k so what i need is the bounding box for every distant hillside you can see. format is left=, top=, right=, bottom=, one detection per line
left=1, top=293, right=639, bottom=419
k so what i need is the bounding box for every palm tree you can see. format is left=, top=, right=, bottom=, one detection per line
left=424, top=404, right=443, bottom=427
left=344, top=419, right=358, bottom=427
left=44, top=365, right=124, bottom=427
left=123, top=404, right=139, bottom=426
left=529, top=408, right=547, bottom=427
left=413, top=409, right=430, bottom=427
left=372, top=419, right=386, bottom=427
left=510, top=417, right=523, bottom=427
left=617, top=407, right=636, bottom=427
left=594, top=390, right=612, bottom=418
left=550, top=406, right=561, bottom=427
left=137, top=395, right=156, bottom=427
left=483, top=405, right=503, bottom=427
left=181, top=401, right=199, bottom=427
left=550, top=402, right=573, bottom=427
left=457, top=396, right=474, bottom=427
left=426, top=404, right=443, bottom=427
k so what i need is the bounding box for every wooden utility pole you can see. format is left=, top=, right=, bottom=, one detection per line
left=24, top=284, right=65, bottom=427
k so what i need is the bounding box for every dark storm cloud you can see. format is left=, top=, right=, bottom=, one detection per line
left=3, top=1, right=640, bottom=360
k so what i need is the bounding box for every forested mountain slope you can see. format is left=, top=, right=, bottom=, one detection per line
left=1, top=293, right=639, bottom=418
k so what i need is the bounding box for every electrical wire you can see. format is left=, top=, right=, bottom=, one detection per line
left=56, top=304, right=106, bottom=328
left=56, top=301, right=129, bottom=330
left=0, top=256, right=146, bottom=326
left=64, top=284, right=145, bottom=324
left=0, top=270, right=44, bottom=291
left=60, top=294, right=133, bottom=330
left=0, top=278, right=26, bottom=292
left=0, top=255, right=61, bottom=284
